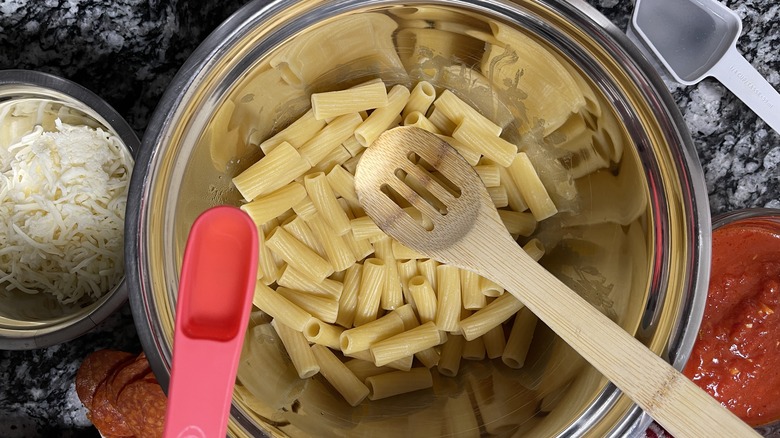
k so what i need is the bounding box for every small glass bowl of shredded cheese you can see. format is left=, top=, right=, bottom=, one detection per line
left=0, top=70, right=138, bottom=349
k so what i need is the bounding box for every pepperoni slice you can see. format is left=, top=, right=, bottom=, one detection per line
left=89, top=376, right=135, bottom=437
left=108, top=352, right=152, bottom=404
left=75, top=350, right=134, bottom=411
left=116, top=378, right=168, bottom=438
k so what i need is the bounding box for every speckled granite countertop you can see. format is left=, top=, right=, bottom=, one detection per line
left=0, top=0, right=778, bottom=437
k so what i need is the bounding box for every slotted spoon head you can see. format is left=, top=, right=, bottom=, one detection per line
left=354, top=126, right=497, bottom=258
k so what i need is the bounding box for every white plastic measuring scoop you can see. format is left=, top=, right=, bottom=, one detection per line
left=631, top=0, right=780, bottom=134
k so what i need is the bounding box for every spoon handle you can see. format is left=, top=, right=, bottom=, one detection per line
left=711, top=46, right=780, bottom=134
left=456, top=221, right=759, bottom=438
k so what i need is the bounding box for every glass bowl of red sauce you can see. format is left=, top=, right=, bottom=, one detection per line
left=683, top=208, right=780, bottom=435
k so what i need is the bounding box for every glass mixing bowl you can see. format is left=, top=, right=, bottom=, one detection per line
left=126, top=0, right=710, bottom=436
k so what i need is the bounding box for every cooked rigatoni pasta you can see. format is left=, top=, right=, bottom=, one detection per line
left=396, top=258, right=418, bottom=307
left=252, top=282, right=313, bottom=331
left=259, top=109, right=326, bottom=153
left=434, top=89, right=502, bottom=136
left=240, top=182, right=307, bottom=226
left=416, top=258, right=438, bottom=291
left=265, top=227, right=333, bottom=280
left=348, top=349, right=414, bottom=372
left=310, top=344, right=370, bottom=407
left=403, top=111, right=441, bottom=134
left=277, top=265, right=343, bottom=299
left=303, top=318, right=345, bottom=350
left=277, top=287, right=339, bottom=324
left=391, top=239, right=425, bottom=260
left=341, top=134, right=364, bottom=157
left=452, top=118, right=516, bottom=167
left=507, top=152, right=558, bottom=221
left=374, top=238, right=404, bottom=310
left=307, top=214, right=356, bottom=272
left=303, top=172, right=351, bottom=235
left=498, top=210, right=536, bottom=237
left=354, top=84, right=411, bottom=146
left=366, top=368, right=433, bottom=400
left=311, top=81, right=389, bottom=120
left=435, top=265, right=461, bottom=332
left=271, top=319, right=320, bottom=379
left=498, top=164, right=529, bottom=212
left=354, top=258, right=386, bottom=326
left=415, top=347, right=440, bottom=369
left=460, top=269, right=485, bottom=310
left=480, top=276, right=504, bottom=297
left=437, top=333, right=465, bottom=377
left=522, top=238, right=545, bottom=262
left=349, top=215, right=385, bottom=242
left=502, top=307, right=538, bottom=368
left=292, top=196, right=318, bottom=220
left=256, top=225, right=281, bottom=285
left=402, top=81, right=436, bottom=118
left=344, top=358, right=395, bottom=382
left=371, top=321, right=446, bottom=366
left=459, top=293, right=524, bottom=341
left=428, top=108, right=458, bottom=136
left=435, top=134, right=481, bottom=166
left=339, top=310, right=405, bottom=354
left=326, top=164, right=360, bottom=206
left=281, top=215, right=326, bottom=258
left=233, top=141, right=311, bottom=201
left=407, top=275, right=436, bottom=323
left=337, top=200, right=375, bottom=261
left=393, top=303, right=419, bottom=331
left=462, top=336, right=486, bottom=361
left=298, top=113, right=363, bottom=167
left=487, top=185, right=509, bottom=208
left=483, top=324, right=507, bottom=359
left=311, top=144, right=352, bottom=173
left=474, top=164, right=500, bottom=187
left=336, top=264, right=362, bottom=328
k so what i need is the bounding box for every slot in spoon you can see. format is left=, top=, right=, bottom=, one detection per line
left=354, top=126, right=758, bottom=438
left=631, top=0, right=780, bottom=134
left=162, top=206, right=258, bottom=438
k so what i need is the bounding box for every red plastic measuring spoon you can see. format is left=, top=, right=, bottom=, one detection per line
left=163, top=206, right=258, bottom=438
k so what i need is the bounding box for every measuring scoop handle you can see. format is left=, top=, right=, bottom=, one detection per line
left=711, top=46, right=780, bottom=135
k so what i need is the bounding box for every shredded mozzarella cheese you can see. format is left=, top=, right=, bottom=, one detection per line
left=0, top=118, right=133, bottom=304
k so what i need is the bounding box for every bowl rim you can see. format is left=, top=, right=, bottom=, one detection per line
left=0, top=69, right=141, bottom=350
left=712, top=207, right=780, bottom=229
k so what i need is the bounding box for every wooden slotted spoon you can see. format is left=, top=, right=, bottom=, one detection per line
left=353, top=126, right=757, bottom=438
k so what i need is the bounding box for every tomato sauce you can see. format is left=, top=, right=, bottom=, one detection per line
left=683, top=218, right=780, bottom=427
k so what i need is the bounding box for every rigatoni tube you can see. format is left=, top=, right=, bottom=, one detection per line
left=303, top=171, right=351, bottom=235
left=353, top=258, right=386, bottom=326
left=271, top=319, right=319, bottom=379
left=366, top=368, right=433, bottom=400
left=311, top=344, right=369, bottom=407
left=265, top=227, right=333, bottom=280
left=232, top=141, right=311, bottom=201
left=459, top=293, right=524, bottom=341
left=370, top=321, right=446, bottom=367
left=311, top=81, right=389, bottom=120
left=252, top=282, right=313, bottom=331
left=435, top=265, right=461, bottom=332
